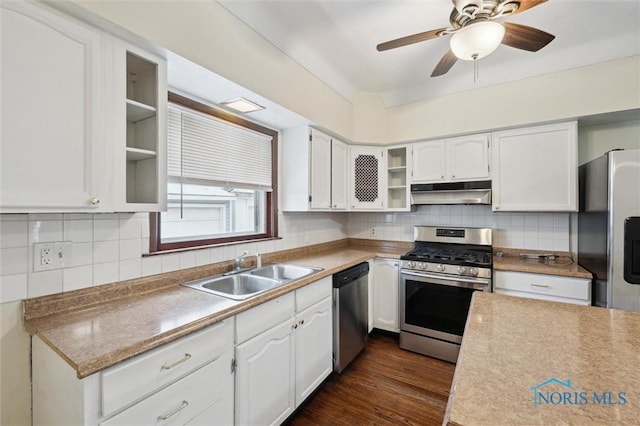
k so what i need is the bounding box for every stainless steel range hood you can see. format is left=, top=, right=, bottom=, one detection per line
left=410, top=181, right=491, bottom=205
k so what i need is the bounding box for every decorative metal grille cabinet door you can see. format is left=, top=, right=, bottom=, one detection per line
left=351, top=148, right=384, bottom=209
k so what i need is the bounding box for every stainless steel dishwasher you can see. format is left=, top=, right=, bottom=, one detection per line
left=333, top=261, right=369, bottom=373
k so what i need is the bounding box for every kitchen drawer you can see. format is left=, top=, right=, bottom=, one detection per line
left=296, top=276, right=332, bottom=313
left=494, top=271, right=591, bottom=303
left=236, top=292, right=294, bottom=344
left=101, top=319, right=233, bottom=417
left=101, top=358, right=229, bottom=426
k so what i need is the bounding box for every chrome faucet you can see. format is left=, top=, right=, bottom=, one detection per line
left=234, top=250, right=249, bottom=271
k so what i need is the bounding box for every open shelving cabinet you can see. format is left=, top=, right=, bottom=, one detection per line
left=386, top=146, right=410, bottom=210
left=120, top=47, right=166, bottom=211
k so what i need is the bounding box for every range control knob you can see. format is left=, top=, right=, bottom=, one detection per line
left=437, top=264, right=446, bottom=272
left=468, top=267, right=479, bottom=277
left=407, top=261, right=416, bottom=269
left=458, top=266, right=468, bottom=275
left=419, top=262, right=427, bottom=270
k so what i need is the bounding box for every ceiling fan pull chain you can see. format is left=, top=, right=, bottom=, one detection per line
left=473, top=54, right=479, bottom=84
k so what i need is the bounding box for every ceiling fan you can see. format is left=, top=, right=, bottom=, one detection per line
left=376, top=0, right=555, bottom=77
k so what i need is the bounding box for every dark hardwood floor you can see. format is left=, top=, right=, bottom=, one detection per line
left=289, top=331, right=456, bottom=426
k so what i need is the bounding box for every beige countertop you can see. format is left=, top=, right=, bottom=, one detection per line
left=24, top=239, right=408, bottom=379
left=445, top=292, right=640, bottom=425
left=493, top=248, right=593, bottom=279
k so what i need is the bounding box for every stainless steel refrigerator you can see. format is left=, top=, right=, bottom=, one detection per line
left=578, top=149, right=640, bottom=312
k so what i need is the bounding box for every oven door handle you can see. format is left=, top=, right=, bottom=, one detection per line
left=401, top=270, right=490, bottom=290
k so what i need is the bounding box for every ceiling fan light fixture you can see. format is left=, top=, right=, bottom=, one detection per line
left=450, top=21, right=506, bottom=61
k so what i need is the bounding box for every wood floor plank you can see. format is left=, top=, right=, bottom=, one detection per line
left=288, top=331, right=455, bottom=426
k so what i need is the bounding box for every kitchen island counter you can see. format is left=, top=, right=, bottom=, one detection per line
left=444, top=292, right=640, bottom=425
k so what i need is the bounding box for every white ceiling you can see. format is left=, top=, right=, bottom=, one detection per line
left=217, top=0, right=640, bottom=107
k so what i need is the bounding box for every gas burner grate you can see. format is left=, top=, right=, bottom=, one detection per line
left=402, top=245, right=492, bottom=267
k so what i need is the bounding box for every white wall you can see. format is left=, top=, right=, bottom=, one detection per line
left=371, top=56, right=640, bottom=143
left=578, top=119, right=640, bottom=165
left=69, top=0, right=353, bottom=139
left=67, top=1, right=639, bottom=146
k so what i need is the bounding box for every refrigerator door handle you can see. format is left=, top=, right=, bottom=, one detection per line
left=624, top=217, right=640, bottom=284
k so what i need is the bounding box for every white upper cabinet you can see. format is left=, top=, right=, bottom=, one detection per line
left=491, top=121, right=578, bottom=212
left=386, top=146, right=411, bottom=211
left=411, top=134, right=490, bottom=183
left=411, top=140, right=446, bottom=182
left=1, top=1, right=107, bottom=212
left=281, top=127, right=349, bottom=211
left=113, top=42, right=168, bottom=212
left=349, top=146, right=385, bottom=210
left=0, top=1, right=167, bottom=213
left=448, top=134, right=491, bottom=181
left=330, top=138, right=349, bottom=209
left=309, top=129, right=332, bottom=209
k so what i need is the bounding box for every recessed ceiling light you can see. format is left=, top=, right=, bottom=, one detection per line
left=220, top=97, right=265, bottom=113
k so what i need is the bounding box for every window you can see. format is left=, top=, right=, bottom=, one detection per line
left=150, top=93, right=277, bottom=252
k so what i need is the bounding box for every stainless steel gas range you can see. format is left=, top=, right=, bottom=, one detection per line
left=399, top=226, right=492, bottom=363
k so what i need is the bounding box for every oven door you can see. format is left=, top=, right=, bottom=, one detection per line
left=400, top=270, right=490, bottom=344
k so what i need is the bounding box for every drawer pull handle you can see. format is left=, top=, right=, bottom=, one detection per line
left=157, top=400, right=189, bottom=421
left=530, top=283, right=549, bottom=288
left=161, top=353, right=192, bottom=370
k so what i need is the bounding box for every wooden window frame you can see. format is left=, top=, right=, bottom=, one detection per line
left=149, top=92, right=278, bottom=253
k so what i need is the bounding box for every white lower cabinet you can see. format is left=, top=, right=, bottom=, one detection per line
left=494, top=270, right=591, bottom=306
left=295, top=297, right=333, bottom=405
left=235, top=277, right=333, bottom=425
left=235, top=319, right=296, bottom=426
left=371, top=258, right=400, bottom=332
left=32, top=319, right=234, bottom=426
left=31, top=279, right=333, bottom=426
left=101, top=360, right=229, bottom=426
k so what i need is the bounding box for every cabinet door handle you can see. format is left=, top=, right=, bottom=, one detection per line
left=530, top=283, right=550, bottom=288
left=157, top=400, right=189, bottom=421
left=292, top=323, right=298, bottom=330
left=161, top=353, right=192, bottom=370
left=89, top=197, right=100, bottom=206
left=300, top=319, right=305, bottom=325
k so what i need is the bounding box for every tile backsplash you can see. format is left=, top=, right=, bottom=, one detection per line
left=0, top=206, right=570, bottom=303
left=0, top=212, right=348, bottom=304
left=348, top=205, right=571, bottom=252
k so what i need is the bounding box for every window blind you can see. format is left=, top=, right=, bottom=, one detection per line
left=167, top=105, right=273, bottom=191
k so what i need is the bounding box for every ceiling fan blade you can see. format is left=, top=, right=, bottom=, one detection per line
left=511, top=0, right=548, bottom=15
left=502, top=22, right=555, bottom=52
left=431, top=49, right=458, bottom=77
left=377, top=28, right=447, bottom=51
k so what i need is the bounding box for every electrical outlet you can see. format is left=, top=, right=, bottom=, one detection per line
left=33, top=241, right=72, bottom=272
left=370, top=227, right=376, bottom=236
left=41, top=247, right=52, bottom=265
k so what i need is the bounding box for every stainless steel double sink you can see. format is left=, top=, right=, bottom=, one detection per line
left=183, top=264, right=323, bottom=301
